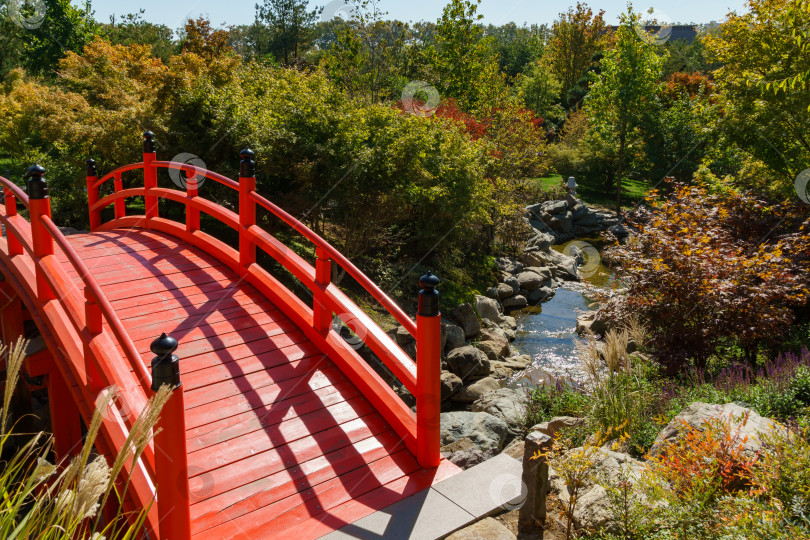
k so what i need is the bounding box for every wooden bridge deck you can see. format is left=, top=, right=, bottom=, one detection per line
left=59, top=228, right=457, bottom=539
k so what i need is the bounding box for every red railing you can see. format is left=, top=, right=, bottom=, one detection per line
left=88, top=133, right=441, bottom=471
left=0, top=169, right=158, bottom=535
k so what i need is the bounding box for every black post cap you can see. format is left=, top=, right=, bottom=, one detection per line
left=24, top=164, right=48, bottom=200
left=143, top=130, right=156, bottom=153
left=240, top=148, right=255, bottom=178
left=418, top=272, right=440, bottom=317
left=86, top=159, right=97, bottom=176
left=150, top=332, right=181, bottom=391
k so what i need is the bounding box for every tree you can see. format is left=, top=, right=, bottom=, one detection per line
left=423, top=0, right=506, bottom=114
left=546, top=2, right=609, bottom=106
left=585, top=7, right=663, bottom=215
left=256, top=0, right=321, bottom=65
left=484, top=22, right=548, bottom=80
left=180, top=17, right=232, bottom=60
left=102, top=10, right=176, bottom=63
left=705, top=0, right=810, bottom=191
left=517, top=59, right=565, bottom=127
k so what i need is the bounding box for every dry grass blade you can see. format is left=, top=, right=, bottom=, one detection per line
left=1, top=339, right=23, bottom=435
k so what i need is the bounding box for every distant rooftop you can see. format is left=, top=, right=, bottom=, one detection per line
left=610, top=25, right=698, bottom=43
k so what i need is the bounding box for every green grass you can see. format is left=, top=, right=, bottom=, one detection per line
left=535, top=174, right=651, bottom=210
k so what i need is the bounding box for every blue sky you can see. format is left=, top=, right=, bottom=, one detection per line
left=77, top=0, right=748, bottom=31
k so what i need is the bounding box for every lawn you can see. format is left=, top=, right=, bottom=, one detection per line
left=535, top=173, right=651, bottom=210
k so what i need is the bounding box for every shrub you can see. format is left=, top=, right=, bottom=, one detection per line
left=523, top=381, right=592, bottom=430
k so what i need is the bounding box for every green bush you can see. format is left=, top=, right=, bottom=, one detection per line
left=523, top=383, right=591, bottom=431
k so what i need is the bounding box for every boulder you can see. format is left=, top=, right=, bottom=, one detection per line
left=571, top=201, right=589, bottom=219
left=548, top=211, right=574, bottom=234
left=392, top=325, right=417, bottom=359
left=452, top=376, right=501, bottom=403
left=476, top=340, right=508, bottom=360
left=443, top=322, right=466, bottom=352
left=608, top=223, right=630, bottom=239
left=502, top=295, right=528, bottom=310
left=530, top=416, right=586, bottom=440
left=495, top=282, right=516, bottom=300
left=440, top=411, right=509, bottom=455
left=524, top=266, right=552, bottom=280
left=527, top=286, right=555, bottom=304
left=517, top=271, right=544, bottom=291
left=489, top=362, right=515, bottom=379
left=500, top=354, right=532, bottom=370
left=472, top=387, right=530, bottom=434
left=501, top=315, right=518, bottom=331
left=485, top=286, right=500, bottom=299
left=576, top=310, right=608, bottom=336
left=440, top=371, right=463, bottom=401
left=474, top=295, right=503, bottom=323
left=450, top=303, right=480, bottom=339
left=649, top=402, right=788, bottom=458
left=526, top=231, right=555, bottom=251
left=495, top=257, right=523, bottom=275
left=446, top=346, right=491, bottom=381
left=503, top=275, right=520, bottom=295
left=541, top=200, right=569, bottom=214
left=446, top=517, right=516, bottom=540
left=480, top=326, right=510, bottom=349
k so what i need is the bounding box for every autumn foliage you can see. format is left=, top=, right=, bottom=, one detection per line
left=603, top=184, right=810, bottom=369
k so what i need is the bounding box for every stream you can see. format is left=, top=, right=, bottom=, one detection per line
left=509, top=244, right=615, bottom=388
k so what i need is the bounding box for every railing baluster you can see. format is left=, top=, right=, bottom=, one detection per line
left=143, top=131, right=157, bottom=224
left=313, top=246, right=332, bottom=334
left=416, top=272, right=441, bottom=468
left=26, top=165, right=55, bottom=302
left=185, top=166, right=200, bottom=233
left=150, top=333, right=191, bottom=540
left=113, top=172, right=125, bottom=220
left=86, top=159, right=101, bottom=230
left=3, top=187, right=23, bottom=255
left=238, top=149, right=256, bottom=275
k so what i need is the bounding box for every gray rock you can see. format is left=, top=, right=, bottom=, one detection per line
left=496, top=282, right=516, bottom=300
left=608, top=223, right=630, bottom=239
left=451, top=303, right=480, bottom=339
left=571, top=201, right=590, bottom=219
left=527, top=286, right=555, bottom=304
left=480, top=326, right=510, bottom=349
left=649, top=402, right=788, bottom=459
left=443, top=322, right=466, bottom=352
left=495, top=257, right=522, bottom=274
left=530, top=416, right=586, bottom=440
left=524, top=266, right=552, bottom=280
left=485, top=286, right=500, bottom=299
left=541, top=200, right=569, bottom=214
left=445, top=446, right=487, bottom=469
left=440, top=371, right=463, bottom=401
left=392, top=325, right=417, bottom=359
left=489, top=362, right=514, bottom=379
left=472, top=387, right=530, bottom=434
left=502, top=295, right=528, bottom=310
left=520, top=249, right=546, bottom=268
left=446, top=346, right=491, bottom=381
left=529, top=218, right=551, bottom=232
left=501, top=316, right=518, bottom=330
left=526, top=231, right=555, bottom=251
left=446, top=517, right=516, bottom=540
left=573, top=212, right=601, bottom=227
left=576, top=310, right=608, bottom=336
left=517, top=271, right=544, bottom=291
left=503, top=275, right=520, bottom=295
left=476, top=340, right=508, bottom=360
left=452, top=377, right=501, bottom=403
left=501, top=354, right=532, bottom=369
left=440, top=411, right=509, bottom=455
left=474, top=295, right=503, bottom=323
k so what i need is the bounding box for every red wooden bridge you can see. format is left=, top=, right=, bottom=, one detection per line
left=0, top=132, right=458, bottom=539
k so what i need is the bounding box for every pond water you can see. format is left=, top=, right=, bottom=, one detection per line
left=509, top=243, right=615, bottom=388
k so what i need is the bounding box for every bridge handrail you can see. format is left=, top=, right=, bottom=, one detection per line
left=0, top=176, right=30, bottom=209
left=248, top=191, right=418, bottom=336
left=40, top=215, right=152, bottom=394
left=93, top=162, right=144, bottom=190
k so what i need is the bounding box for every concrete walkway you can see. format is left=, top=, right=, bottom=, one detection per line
left=321, top=454, right=524, bottom=540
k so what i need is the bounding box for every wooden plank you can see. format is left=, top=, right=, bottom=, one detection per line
left=191, top=428, right=405, bottom=530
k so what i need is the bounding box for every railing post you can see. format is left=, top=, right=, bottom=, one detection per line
left=185, top=167, right=200, bottom=233
left=3, top=186, right=23, bottom=256
left=416, top=272, right=441, bottom=468
left=26, top=165, right=55, bottom=302
left=238, top=149, right=256, bottom=275
left=151, top=333, right=191, bottom=540
left=313, top=246, right=332, bottom=334
left=143, top=131, right=158, bottom=224
left=86, top=159, right=101, bottom=231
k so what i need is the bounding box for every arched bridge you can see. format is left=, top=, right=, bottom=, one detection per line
left=0, top=132, right=458, bottom=539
